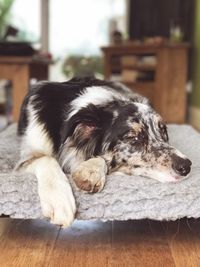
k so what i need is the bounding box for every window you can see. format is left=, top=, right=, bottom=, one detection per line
left=10, top=0, right=40, bottom=42
left=50, top=0, right=126, bottom=56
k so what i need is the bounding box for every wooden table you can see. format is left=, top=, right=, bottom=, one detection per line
left=0, top=56, right=51, bottom=121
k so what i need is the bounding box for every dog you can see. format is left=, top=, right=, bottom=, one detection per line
left=16, top=76, right=192, bottom=227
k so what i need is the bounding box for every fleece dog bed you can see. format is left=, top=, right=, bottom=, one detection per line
left=0, top=124, right=200, bottom=221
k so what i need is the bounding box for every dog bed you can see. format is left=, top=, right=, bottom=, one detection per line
left=0, top=124, right=200, bottom=221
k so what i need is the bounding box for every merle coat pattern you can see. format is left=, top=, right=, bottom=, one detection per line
left=16, top=77, right=192, bottom=227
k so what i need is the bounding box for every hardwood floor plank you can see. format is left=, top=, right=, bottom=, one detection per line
left=0, top=218, right=60, bottom=267
left=0, top=217, right=12, bottom=238
left=47, top=220, right=112, bottom=267
left=163, top=219, right=200, bottom=267
left=111, top=220, right=175, bottom=267
left=2, top=218, right=200, bottom=267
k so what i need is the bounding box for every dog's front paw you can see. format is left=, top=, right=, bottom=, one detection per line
left=72, top=157, right=107, bottom=193
left=39, top=180, right=76, bottom=227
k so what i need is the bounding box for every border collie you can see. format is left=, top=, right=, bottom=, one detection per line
left=16, top=77, right=192, bottom=227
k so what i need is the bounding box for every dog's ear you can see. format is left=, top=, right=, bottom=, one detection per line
left=61, top=117, right=102, bottom=157
left=72, top=122, right=98, bottom=140
left=60, top=104, right=104, bottom=144
left=61, top=119, right=98, bottom=145
left=60, top=104, right=114, bottom=156
left=74, top=122, right=98, bottom=139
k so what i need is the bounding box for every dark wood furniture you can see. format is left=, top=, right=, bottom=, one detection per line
left=0, top=56, right=51, bottom=121
left=101, top=42, right=190, bottom=123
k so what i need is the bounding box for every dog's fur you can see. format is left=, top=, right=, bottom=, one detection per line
left=16, top=77, right=192, bottom=227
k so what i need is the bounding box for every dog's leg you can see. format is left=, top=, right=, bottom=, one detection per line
left=17, top=155, right=76, bottom=227
left=72, top=157, right=107, bottom=193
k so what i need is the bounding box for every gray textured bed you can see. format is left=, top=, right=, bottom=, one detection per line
left=0, top=124, right=200, bottom=221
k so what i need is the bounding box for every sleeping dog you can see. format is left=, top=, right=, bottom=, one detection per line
left=16, top=77, right=192, bottom=227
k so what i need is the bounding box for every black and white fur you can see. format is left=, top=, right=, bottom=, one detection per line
left=16, top=77, right=192, bottom=227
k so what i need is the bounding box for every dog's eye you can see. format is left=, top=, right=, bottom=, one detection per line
left=158, top=122, right=168, bottom=142
left=125, top=129, right=148, bottom=145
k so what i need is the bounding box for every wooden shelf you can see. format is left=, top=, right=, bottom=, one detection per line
left=123, top=81, right=155, bottom=86
left=111, top=64, right=156, bottom=72
left=102, top=43, right=190, bottom=123
left=123, top=64, right=156, bottom=71
left=101, top=42, right=190, bottom=54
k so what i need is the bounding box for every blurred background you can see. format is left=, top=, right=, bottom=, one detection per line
left=0, top=0, right=199, bottom=132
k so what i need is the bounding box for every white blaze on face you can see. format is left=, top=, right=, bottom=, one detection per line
left=173, top=148, right=188, bottom=160
left=68, top=86, right=129, bottom=119
left=135, top=102, right=152, bottom=118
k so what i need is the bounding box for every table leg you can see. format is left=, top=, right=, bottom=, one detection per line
left=12, top=65, right=30, bottom=122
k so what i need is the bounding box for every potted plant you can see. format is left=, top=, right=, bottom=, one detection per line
left=62, top=55, right=103, bottom=78
left=0, top=0, right=14, bottom=40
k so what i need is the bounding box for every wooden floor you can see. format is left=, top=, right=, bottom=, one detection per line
left=1, top=218, right=200, bottom=267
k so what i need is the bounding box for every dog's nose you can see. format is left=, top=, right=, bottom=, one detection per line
left=172, top=156, right=192, bottom=176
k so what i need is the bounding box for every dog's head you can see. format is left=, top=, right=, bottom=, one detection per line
left=105, top=102, right=192, bottom=182
left=61, top=99, right=192, bottom=183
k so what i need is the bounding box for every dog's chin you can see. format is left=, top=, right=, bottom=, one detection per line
left=112, top=167, right=190, bottom=183
left=132, top=168, right=190, bottom=183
